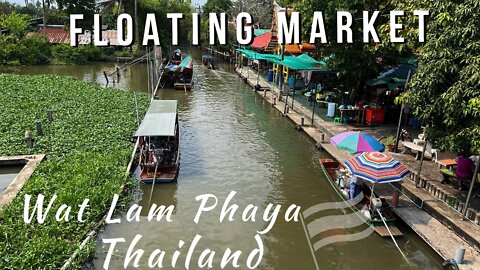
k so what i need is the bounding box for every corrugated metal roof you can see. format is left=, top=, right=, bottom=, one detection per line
left=27, top=27, right=118, bottom=45
left=134, top=100, right=178, bottom=137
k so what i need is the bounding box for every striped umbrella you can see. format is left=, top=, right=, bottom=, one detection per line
left=330, top=131, right=384, bottom=154
left=344, top=152, right=410, bottom=183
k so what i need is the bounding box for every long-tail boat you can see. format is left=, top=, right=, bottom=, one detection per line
left=134, top=100, right=180, bottom=183
left=320, top=159, right=403, bottom=237
left=173, top=56, right=194, bottom=90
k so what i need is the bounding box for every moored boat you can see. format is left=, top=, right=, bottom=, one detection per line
left=134, top=100, right=180, bottom=183
left=174, top=56, right=194, bottom=90
left=202, top=55, right=215, bottom=69
left=170, top=49, right=183, bottom=65
left=320, top=158, right=403, bottom=236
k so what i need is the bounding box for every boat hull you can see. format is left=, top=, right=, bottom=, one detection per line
left=174, top=83, right=193, bottom=90
left=319, top=159, right=397, bottom=227
left=139, top=164, right=179, bottom=183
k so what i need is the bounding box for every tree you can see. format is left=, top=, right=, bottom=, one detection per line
left=402, top=0, right=480, bottom=153
left=290, top=0, right=412, bottom=103
left=202, top=0, right=232, bottom=16
left=56, top=0, right=96, bottom=29
left=0, top=12, right=50, bottom=65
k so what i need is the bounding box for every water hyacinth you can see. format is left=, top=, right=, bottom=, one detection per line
left=0, top=74, right=148, bottom=269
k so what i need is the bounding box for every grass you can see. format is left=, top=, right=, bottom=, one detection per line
left=0, top=74, right=148, bottom=269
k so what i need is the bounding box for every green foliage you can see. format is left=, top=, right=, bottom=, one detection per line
left=0, top=12, right=51, bottom=65
left=0, top=12, right=29, bottom=38
left=0, top=74, right=149, bottom=269
left=291, top=0, right=411, bottom=102
left=404, top=0, right=480, bottom=154
left=385, top=136, right=396, bottom=146
left=50, top=44, right=106, bottom=64
left=203, top=0, right=232, bottom=15
left=56, top=0, right=96, bottom=30
left=132, top=0, right=193, bottom=47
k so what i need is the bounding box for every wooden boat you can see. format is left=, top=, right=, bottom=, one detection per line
left=134, top=100, right=180, bottom=183
left=202, top=55, right=215, bottom=69
left=320, top=159, right=403, bottom=237
left=170, top=49, right=183, bottom=65
left=174, top=56, right=194, bottom=90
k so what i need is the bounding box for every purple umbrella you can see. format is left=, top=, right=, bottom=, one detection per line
left=330, top=131, right=385, bottom=154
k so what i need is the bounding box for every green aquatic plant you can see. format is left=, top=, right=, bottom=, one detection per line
left=0, top=74, right=148, bottom=269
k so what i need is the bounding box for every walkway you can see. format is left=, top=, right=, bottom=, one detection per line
left=236, top=66, right=480, bottom=269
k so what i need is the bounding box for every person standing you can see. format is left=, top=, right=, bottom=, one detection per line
left=456, top=152, right=476, bottom=190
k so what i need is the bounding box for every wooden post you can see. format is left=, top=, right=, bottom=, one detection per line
left=394, top=70, right=411, bottom=153
left=103, top=71, right=109, bottom=85
left=415, top=139, right=428, bottom=188
left=291, top=71, right=297, bottom=109
left=25, top=131, right=33, bottom=148
left=35, top=121, right=43, bottom=136
left=47, top=110, right=54, bottom=122
left=311, top=87, right=317, bottom=125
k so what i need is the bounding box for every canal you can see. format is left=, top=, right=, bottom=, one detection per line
left=0, top=51, right=443, bottom=269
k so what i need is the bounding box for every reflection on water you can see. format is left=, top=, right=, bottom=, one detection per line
left=1, top=51, right=443, bottom=269
left=0, top=166, right=23, bottom=194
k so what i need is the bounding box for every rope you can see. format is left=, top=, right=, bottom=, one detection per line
left=148, top=155, right=158, bottom=206
left=376, top=209, right=410, bottom=263
left=300, top=213, right=320, bottom=270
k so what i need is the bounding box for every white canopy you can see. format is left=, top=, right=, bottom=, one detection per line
left=134, top=100, right=177, bottom=137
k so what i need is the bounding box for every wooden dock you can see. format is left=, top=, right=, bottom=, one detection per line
left=320, top=143, right=480, bottom=269
left=236, top=66, right=480, bottom=269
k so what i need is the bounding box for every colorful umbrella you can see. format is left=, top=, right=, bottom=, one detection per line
left=330, top=131, right=384, bottom=153
left=344, top=152, right=409, bottom=183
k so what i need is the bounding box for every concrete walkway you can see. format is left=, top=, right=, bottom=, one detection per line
left=236, top=66, right=480, bottom=269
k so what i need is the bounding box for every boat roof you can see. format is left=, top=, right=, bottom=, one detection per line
left=134, top=100, right=177, bottom=137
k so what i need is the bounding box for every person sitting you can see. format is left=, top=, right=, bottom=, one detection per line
left=456, top=152, right=475, bottom=190
left=349, top=176, right=363, bottom=200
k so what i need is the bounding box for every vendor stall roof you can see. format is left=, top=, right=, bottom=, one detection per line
left=251, top=31, right=275, bottom=50
left=254, top=29, right=270, bottom=37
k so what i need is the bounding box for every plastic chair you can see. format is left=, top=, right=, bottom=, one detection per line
left=333, top=117, right=341, bottom=123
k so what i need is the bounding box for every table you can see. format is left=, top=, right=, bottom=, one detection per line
left=437, top=159, right=457, bottom=169
left=339, top=108, right=365, bottom=124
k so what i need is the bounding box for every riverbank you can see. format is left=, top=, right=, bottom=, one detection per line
left=235, top=65, right=480, bottom=269
left=0, top=74, right=148, bottom=268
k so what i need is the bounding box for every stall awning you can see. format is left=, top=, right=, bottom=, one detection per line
left=280, top=54, right=328, bottom=70
left=366, top=64, right=415, bottom=90
left=251, top=32, right=277, bottom=52
left=236, top=49, right=295, bottom=64
left=251, top=32, right=273, bottom=49
left=254, top=29, right=270, bottom=37
left=134, top=100, right=177, bottom=137
left=283, top=43, right=316, bottom=54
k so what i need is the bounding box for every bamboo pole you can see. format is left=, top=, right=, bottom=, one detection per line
left=415, top=139, right=428, bottom=188
left=394, top=70, right=412, bottom=153
left=462, top=156, right=480, bottom=220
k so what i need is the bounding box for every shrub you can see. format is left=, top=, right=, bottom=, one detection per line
left=0, top=74, right=149, bottom=268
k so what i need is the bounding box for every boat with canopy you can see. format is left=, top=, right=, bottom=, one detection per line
left=134, top=100, right=180, bottom=183
left=173, top=56, right=194, bottom=90
left=320, top=151, right=409, bottom=236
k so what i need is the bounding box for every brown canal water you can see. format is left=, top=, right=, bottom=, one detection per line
left=1, top=51, right=443, bottom=269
